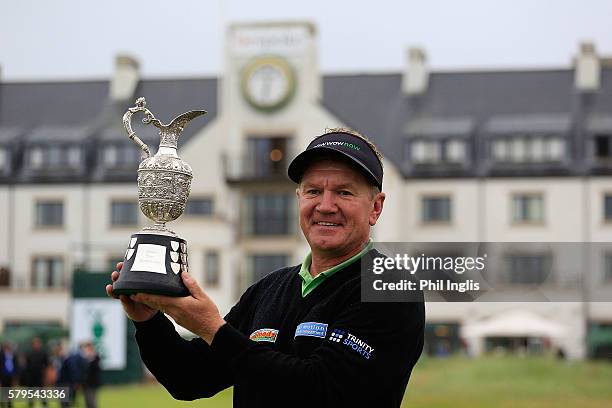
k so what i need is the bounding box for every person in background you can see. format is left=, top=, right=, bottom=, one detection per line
left=0, top=342, right=20, bottom=408
left=47, top=342, right=65, bottom=389
left=58, top=344, right=86, bottom=408
left=81, top=342, right=100, bottom=408
left=23, top=337, right=49, bottom=408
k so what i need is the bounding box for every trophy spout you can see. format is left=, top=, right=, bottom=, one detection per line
left=157, top=110, right=207, bottom=150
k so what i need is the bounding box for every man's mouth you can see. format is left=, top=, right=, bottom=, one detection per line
left=314, top=221, right=341, bottom=227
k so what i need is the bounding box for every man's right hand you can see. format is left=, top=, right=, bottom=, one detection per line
left=106, top=262, right=158, bottom=322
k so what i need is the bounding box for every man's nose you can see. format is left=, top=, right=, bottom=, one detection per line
left=316, top=190, right=337, bottom=213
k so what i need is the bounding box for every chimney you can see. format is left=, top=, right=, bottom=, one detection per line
left=110, top=54, right=140, bottom=101
left=574, top=42, right=600, bottom=92
left=403, top=47, right=429, bottom=95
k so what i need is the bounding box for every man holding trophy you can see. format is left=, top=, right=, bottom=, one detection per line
left=106, top=98, right=424, bottom=407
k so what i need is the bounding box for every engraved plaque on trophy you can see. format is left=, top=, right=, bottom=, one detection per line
left=112, top=97, right=206, bottom=297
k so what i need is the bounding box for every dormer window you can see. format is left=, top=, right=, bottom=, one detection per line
left=404, top=117, right=472, bottom=166
left=103, top=144, right=141, bottom=168
left=594, top=134, right=612, bottom=160
left=0, top=148, right=6, bottom=170
left=30, top=145, right=81, bottom=169
left=492, top=136, right=564, bottom=163
left=410, top=139, right=466, bottom=164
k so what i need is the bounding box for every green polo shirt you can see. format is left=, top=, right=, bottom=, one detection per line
left=298, top=239, right=373, bottom=297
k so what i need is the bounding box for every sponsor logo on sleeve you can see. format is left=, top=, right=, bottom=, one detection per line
left=294, top=322, right=328, bottom=339
left=328, top=328, right=374, bottom=360
left=249, top=328, right=279, bottom=343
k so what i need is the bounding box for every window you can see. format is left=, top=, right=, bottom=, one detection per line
left=492, top=137, right=565, bottom=162
left=594, top=134, right=612, bottom=159
left=35, top=201, right=63, bottom=227
left=244, top=193, right=291, bottom=235
left=247, top=137, right=288, bottom=177
left=0, top=267, right=10, bottom=287
left=185, top=198, right=214, bottom=216
left=104, top=144, right=141, bottom=167
left=111, top=201, right=138, bottom=226
left=29, top=145, right=81, bottom=169
left=410, top=140, right=466, bottom=164
left=422, top=196, right=451, bottom=223
left=31, top=257, right=64, bottom=289
left=204, top=251, right=220, bottom=286
left=445, top=140, right=466, bottom=163
left=604, top=254, right=612, bottom=283
left=604, top=194, right=612, bottom=221
left=249, top=254, right=288, bottom=283
left=411, top=141, right=441, bottom=163
left=512, top=194, right=544, bottom=223
left=506, top=254, right=551, bottom=284
left=0, top=148, right=6, bottom=170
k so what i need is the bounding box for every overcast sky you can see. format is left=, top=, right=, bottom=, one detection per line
left=1, top=0, right=611, bottom=81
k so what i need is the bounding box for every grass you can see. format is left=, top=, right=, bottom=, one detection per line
left=405, top=355, right=612, bottom=408
left=8, top=356, right=612, bottom=407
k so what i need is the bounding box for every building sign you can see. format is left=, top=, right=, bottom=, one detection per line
left=230, top=25, right=311, bottom=56
left=71, top=299, right=127, bottom=370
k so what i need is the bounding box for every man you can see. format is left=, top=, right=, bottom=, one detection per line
left=106, top=128, right=425, bottom=407
left=58, top=343, right=87, bottom=408
left=22, top=337, right=49, bottom=408
left=82, top=342, right=101, bottom=408
left=1, top=342, right=19, bottom=408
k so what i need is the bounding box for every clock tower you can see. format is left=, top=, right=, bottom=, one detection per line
left=241, top=56, right=296, bottom=113
left=214, top=22, right=331, bottom=293
left=221, top=22, right=321, bottom=149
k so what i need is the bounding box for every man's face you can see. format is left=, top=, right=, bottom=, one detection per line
left=297, top=159, right=385, bottom=258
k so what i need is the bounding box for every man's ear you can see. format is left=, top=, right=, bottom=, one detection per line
left=369, top=192, right=385, bottom=226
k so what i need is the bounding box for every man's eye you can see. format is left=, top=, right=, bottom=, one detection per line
left=339, top=190, right=353, bottom=196
left=306, top=189, right=320, bottom=195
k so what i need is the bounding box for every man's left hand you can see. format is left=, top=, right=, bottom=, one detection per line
left=130, top=271, right=226, bottom=345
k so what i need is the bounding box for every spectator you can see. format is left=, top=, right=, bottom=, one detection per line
left=82, top=342, right=100, bottom=408
left=1, top=342, right=20, bottom=408
left=23, top=337, right=49, bottom=408
left=58, top=345, right=86, bottom=407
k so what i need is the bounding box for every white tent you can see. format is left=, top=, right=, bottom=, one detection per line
left=461, top=309, right=567, bottom=339
left=460, top=309, right=568, bottom=356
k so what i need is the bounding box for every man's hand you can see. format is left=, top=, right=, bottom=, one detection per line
left=105, top=262, right=158, bottom=323
left=130, top=271, right=226, bottom=345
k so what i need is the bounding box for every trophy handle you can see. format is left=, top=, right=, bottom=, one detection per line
left=123, top=97, right=157, bottom=159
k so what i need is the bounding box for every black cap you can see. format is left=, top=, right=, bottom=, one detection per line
left=288, top=131, right=383, bottom=190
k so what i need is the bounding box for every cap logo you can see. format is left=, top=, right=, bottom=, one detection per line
left=312, top=140, right=361, bottom=151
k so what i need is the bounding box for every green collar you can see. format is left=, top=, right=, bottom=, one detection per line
left=298, top=239, right=373, bottom=297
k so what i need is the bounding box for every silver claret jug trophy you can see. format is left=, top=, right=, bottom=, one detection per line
left=113, top=97, right=206, bottom=297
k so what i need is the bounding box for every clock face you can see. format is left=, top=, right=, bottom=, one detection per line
left=242, top=57, right=295, bottom=112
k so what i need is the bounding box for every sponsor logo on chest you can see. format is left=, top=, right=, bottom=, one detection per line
left=294, top=321, right=328, bottom=338
left=249, top=328, right=279, bottom=343
left=328, top=329, right=375, bottom=359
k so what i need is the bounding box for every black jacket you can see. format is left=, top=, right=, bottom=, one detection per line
left=134, top=249, right=425, bottom=407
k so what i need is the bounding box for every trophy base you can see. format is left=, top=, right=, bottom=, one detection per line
left=113, top=232, right=190, bottom=297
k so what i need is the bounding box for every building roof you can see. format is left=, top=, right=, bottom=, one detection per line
left=323, top=67, right=612, bottom=176
left=483, top=113, right=572, bottom=135
left=404, top=117, right=474, bottom=137
left=1, top=65, right=612, bottom=182
left=26, top=125, right=94, bottom=143
left=587, top=114, right=612, bottom=133
left=0, top=127, right=22, bottom=145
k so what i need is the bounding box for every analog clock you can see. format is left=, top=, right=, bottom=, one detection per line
left=241, top=56, right=296, bottom=112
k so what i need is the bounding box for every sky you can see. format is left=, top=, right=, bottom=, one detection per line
left=1, top=0, right=611, bottom=81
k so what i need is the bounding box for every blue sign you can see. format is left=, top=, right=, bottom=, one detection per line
left=295, top=322, right=328, bottom=338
